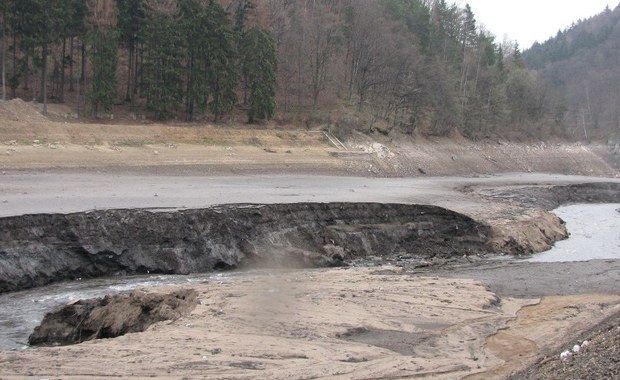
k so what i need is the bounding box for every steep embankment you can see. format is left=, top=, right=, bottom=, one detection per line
left=0, top=203, right=490, bottom=293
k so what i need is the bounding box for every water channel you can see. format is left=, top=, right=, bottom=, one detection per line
left=0, top=204, right=618, bottom=351
left=526, top=203, right=620, bottom=262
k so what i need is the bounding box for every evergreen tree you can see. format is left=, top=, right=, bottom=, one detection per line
left=205, top=0, right=238, bottom=122
left=179, top=0, right=210, bottom=121
left=66, top=0, right=87, bottom=93
left=12, top=0, right=64, bottom=112
left=241, top=27, right=277, bottom=122
left=142, top=0, right=183, bottom=120
left=89, top=34, right=118, bottom=115
left=233, top=0, right=254, bottom=105
left=0, top=0, right=8, bottom=100
left=233, top=0, right=254, bottom=33
left=117, top=0, right=145, bottom=102
left=87, top=0, right=118, bottom=117
left=89, top=28, right=118, bottom=115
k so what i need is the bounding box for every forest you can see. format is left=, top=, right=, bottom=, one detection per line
left=0, top=0, right=618, bottom=140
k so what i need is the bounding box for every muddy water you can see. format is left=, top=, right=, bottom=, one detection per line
left=527, top=204, right=620, bottom=262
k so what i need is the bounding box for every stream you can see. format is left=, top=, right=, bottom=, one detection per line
left=527, top=203, right=620, bottom=262
left=0, top=204, right=618, bottom=351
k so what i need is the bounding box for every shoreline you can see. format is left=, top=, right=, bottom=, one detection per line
left=1, top=263, right=618, bottom=379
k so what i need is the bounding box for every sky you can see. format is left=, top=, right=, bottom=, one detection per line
left=459, top=0, right=617, bottom=49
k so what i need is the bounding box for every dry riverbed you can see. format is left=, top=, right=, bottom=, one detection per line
left=1, top=267, right=618, bottom=379
left=0, top=99, right=619, bottom=379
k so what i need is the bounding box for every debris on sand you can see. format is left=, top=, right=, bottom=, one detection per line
left=28, top=288, right=198, bottom=346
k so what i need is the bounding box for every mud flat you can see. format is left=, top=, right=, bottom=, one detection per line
left=0, top=175, right=619, bottom=378
left=0, top=267, right=618, bottom=379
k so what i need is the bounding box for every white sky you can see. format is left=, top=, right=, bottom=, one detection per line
left=460, top=0, right=618, bottom=49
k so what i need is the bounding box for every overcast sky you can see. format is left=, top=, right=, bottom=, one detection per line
left=460, top=0, right=617, bottom=49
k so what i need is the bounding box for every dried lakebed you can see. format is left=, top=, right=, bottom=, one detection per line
left=1, top=180, right=619, bottom=294
left=0, top=179, right=619, bottom=378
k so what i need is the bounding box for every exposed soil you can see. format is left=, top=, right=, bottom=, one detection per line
left=0, top=99, right=619, bottom=379
left=1, top=98, right=619, bottom=177
left=29, top=288, right=198, bottom=346
left=508, top=310, right=620, bottom=380
left=1, top=267, right=617, bottom=379
left=0, top=203, right=492, bottom=293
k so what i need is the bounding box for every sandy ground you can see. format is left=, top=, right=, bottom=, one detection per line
left=1, top=99, right=619, bottom=379
left=1, top=99, right=619, bottom=178
left=1, top=267, right=618, bottom=379
left=2, top=171, right=618, bottom=217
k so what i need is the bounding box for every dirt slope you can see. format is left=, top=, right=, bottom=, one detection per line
left=1, top=99, right=618, bottom=177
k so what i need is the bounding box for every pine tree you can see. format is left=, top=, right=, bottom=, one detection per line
left=66, top=0, right=87, bottom=94
left=241, top=27, right=277, bottom=123
left=87, top=0, right=118, bottom=116
left=142, top=0, right=183, bottom=120
left=0, top=0, right=8, bottom=101
left=117, top=0, right=145, bottom=103
left=205, top=0, right=238, bottom=122
left=179, top=0, right=210, bottom=121
left=89, top=28, right=118, bottom=116
left=13, top=0, right=64, bottom=112
left=233, top=0, right=254, bottom=105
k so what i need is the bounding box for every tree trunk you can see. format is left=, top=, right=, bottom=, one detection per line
left=185, top=54, right=193, bottom=121
left=125, top=42, right=133, bottom=102
left=24, top=55, right=30, bottom=95
left=69, top=37, right=74, bottom=92
left=1, top=8, right=6, bottom=101
left=242, top=73, right=248, bottom=106
left=41, top=40, right=48, bottom=114
left=76, top=40, right=81, bottom=116
left=134, top=43, right=141, bottom=100
left=12, top=29, right=16, bottom=98
left=60, top=38, right=66, bottom=102
left=80, top=41, right=86, bottom=86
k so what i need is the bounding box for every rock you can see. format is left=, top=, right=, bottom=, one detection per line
left=560, top=350, right=572, bottom=360
left=29, top=289, right=198, bottom=346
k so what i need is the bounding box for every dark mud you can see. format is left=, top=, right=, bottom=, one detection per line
left=28, top=288, right=198, bottom=346
left=473, top=182, right=620, bottom=210
left=2, top=182, right=619, bottom=294
left=0, top=203, right=490, bottom=293
left=425, top=259, right=620, bottom=298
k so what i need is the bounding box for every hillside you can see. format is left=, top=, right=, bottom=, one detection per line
left=525, top=3, right=620, bottom=140
left=1, top=99, right=618, bottom=177
left=2, top=0, right=610, bottom=142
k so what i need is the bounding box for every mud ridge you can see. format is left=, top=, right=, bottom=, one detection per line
left=476, top=182, right=620, bottom=210
left=0, top=203, right=490, bottom=293
left=28, top=288, right=198, bottom=346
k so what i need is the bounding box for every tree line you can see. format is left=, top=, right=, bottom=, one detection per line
left=525, top=4, right=620, bottom=140
left=0, top=0, right=276, bottom=122
left=266, top=0, right=554, bottom=138
left=0, top=0, right=614, bottom=139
